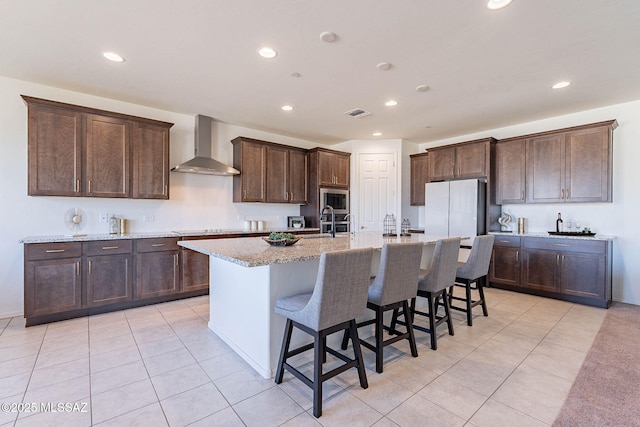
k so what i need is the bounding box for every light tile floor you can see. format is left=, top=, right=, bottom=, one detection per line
left=0, top=287, right=608, bottom=426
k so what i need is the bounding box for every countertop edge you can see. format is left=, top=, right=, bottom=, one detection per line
left=489, top=231, right=616, bottom=241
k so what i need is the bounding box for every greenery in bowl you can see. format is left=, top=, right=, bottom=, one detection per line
left=268, top=232, right=297, bottom=240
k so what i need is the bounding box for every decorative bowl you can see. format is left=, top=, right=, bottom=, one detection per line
left=262, top=237, right=301, bottom=247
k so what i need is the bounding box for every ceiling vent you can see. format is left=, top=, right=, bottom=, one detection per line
left=344, top=108, right=371, bottom=118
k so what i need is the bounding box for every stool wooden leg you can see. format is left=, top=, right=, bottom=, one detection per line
left=442, top=288, right=455, bottom=336
left=275, top=319, right=293, bottom=384
left=404, top=300, right=418, bottom=357
left=349, top=320, right=368, bottom=389
left=427, top=292, right=437, bottom=350
left=375, top=306, right=384, bottom=373
left=313, top=331, right=323, bottom=418
left=478, top=278, right=489, bottom=316
left=465, top=281, right=473, bottom=326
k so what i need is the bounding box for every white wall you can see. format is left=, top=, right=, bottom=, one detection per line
left=418, top=100, right=640, bottom=306
left=0, top=76, right=324, bottom=318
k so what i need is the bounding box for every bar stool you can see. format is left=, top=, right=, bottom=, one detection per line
left=341, top=242, right=424, bottom=373
left=274, top=247, right=374, bottom=418
left=393, top=237, right=460, bottom=350
left=449, top=235, right=495, bottom=326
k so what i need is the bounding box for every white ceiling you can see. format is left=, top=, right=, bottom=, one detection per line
left=2, top=0, right=640, bottom=144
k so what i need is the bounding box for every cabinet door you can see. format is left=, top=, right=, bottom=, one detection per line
left=560, top=252, right=606, bottom=299
left=333, top=154, right=350, bottom=188
left=87, top=254, right=133, bottom=306
left=265, top=145, right=288, bottom=203
left=496, top=139, right=526, bottom=204
left=428, top=148, right=455, bottom=181
left=288, top=149, right=308, bottom=204
left=181, top=248, right=209, bottom=292
left=565, top=126, right=611, bottom=202
left=490, top=245, right=521, bottom=286
left=27, top=105, right=82, bottom=196
left=25, top=258, right=82, bottom=317
left=85, top=114, right=130, bottom=198
left=522, top=248, right=559, bottom=291
left=526, top=134, right=565, bottom=203
left=455, top=142, right=487, bottom=179
left=318, top=151, right=335, bottom=186
left=135, top=250, right=180, bottom=299
left=132, top=122, right=170, bottom=199
left=239, top=141, right=267, bottom=202
left=410, top=154, right=429, bottom=205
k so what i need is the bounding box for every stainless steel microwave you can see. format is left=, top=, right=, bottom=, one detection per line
left=320, top=188, right=349, bottom=214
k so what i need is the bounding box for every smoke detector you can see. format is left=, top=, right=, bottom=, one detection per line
left=344, top=108, right=372, bottom=118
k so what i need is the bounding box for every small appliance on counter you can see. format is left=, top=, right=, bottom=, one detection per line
left=288, top=216, right=305, bottom=229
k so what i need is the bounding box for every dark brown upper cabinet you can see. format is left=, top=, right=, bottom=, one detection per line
left=313, top=148, right=350, bottom=188
left=495, top=138, right=526, bottom=204
left=232, top=136, right=308, bottom=204
left=428, top=138, right=493, bottom=182
left=410, top=153, right=429, bottom=206
left=23, top=96, right=173, bottom=199
left=525, top=121, right=616, bottom=203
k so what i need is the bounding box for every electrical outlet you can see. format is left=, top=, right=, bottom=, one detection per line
left=143, top=215, right=155, bottom=222
left=99, top=213, right=108, bottom=223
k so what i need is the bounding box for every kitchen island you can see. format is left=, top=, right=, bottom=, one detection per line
left=179, top=231, right=451, bottom=378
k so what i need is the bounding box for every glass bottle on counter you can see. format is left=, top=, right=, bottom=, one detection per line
left=109, top=215, right=120, bottom=234
left=556, top=213, right=563, bottom=233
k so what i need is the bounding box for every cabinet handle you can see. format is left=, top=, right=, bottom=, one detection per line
left=88, top=260, right=92, bottom=275
left=76, top=262, right=80, bottom=276
left=553, top=243, right=571, bottom=247
left=565, top=188, right=569, bottom=199
left=151, top=243, right=166, bottom=247
left=175, top=254, right=179, bottom=266
left=562, top=255, right=565, bottom=267
left=521, top=190, right=524, bottom=200
left=498, top=240, right=510, bottom=243
left=76, top=179, right=80, bottom=193
left=165, top=185, right=168, bottom=195
left=561, top=189, right=565, bottom=199
left=102, top=246, right=119, bottom=250
left=556, top=254, right=560, bottom=266
left=45, top=249, right=66, bottom=253
left=515, top=250, right=519, bottom=262
left=243, top=189, right=247, bottom=199
left=88, top=180, right=92, bottom=193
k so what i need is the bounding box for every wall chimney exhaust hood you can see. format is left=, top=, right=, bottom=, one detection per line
left=171, top=115, right=239, bottom=176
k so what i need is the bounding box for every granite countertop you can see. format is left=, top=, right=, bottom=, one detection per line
left=490, top=231, right=616, bottom=241
left=20, top=227, right=320, bottom=244
left=179, top=231, right=452, bottom=268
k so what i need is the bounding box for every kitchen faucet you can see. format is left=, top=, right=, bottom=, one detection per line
left=320, top=205, right=335, bottom=238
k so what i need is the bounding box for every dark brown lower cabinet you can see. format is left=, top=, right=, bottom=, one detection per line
left=87, top=253, right=133, bottom=307
left=489, top=235, right=611, bottom=308
left=25, top=256, right=82, bottom=317
left=135, top=238, right=180, bottom=299
left=181, top=238, right=209, bottom=293
left=489, top=236, right=521, bottom=287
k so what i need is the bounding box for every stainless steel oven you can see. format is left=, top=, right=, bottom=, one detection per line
left=319, top=188, right=349, bottom=214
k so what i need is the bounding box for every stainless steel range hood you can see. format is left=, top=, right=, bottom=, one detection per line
left=171, top=115, right=239, bottom=176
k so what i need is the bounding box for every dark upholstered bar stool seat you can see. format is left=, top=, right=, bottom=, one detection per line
left=341, top=242, right=424, bottom=373
left=274, top=247, right=374, bottom=418
left=393, top=237, right=461, bottom=350
left=449, top=235, right=495, bottom=326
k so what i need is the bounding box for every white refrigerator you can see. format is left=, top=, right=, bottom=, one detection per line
left=424, top=179, right=486, bottom=239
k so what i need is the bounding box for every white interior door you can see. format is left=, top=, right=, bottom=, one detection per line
left=358, top=153, right=397, bottom=232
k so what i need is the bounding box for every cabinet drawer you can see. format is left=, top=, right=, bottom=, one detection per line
left=85, top=240, right=132, bottom=256
left=135, top=237, right=180, bottom=252
left=523, top=237, right=606, bottom=254
left=25, top=242, right=82, bottom=261
left=492, top=236, right=521, bottom=248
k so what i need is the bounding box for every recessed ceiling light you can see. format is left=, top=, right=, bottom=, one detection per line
left=281, top=105, right=294, bottom=111
left=487, top=0, right=513, bottom=10
left=416, top=84, right=430, bottom=92
left=552, top=81, right=571, bottom=89
left=103, top=52, right=124, bottom=62
left=319, top=31, right=337, bottom=42
left=372, top=132, right=382, bottom=137
left=384, top=100, right=398, bottom=107
left=258, top=47, right=277, bottom=59
left=377, top=62, right=393, bottom=71
left=290, top=72, right=301, bottom=78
